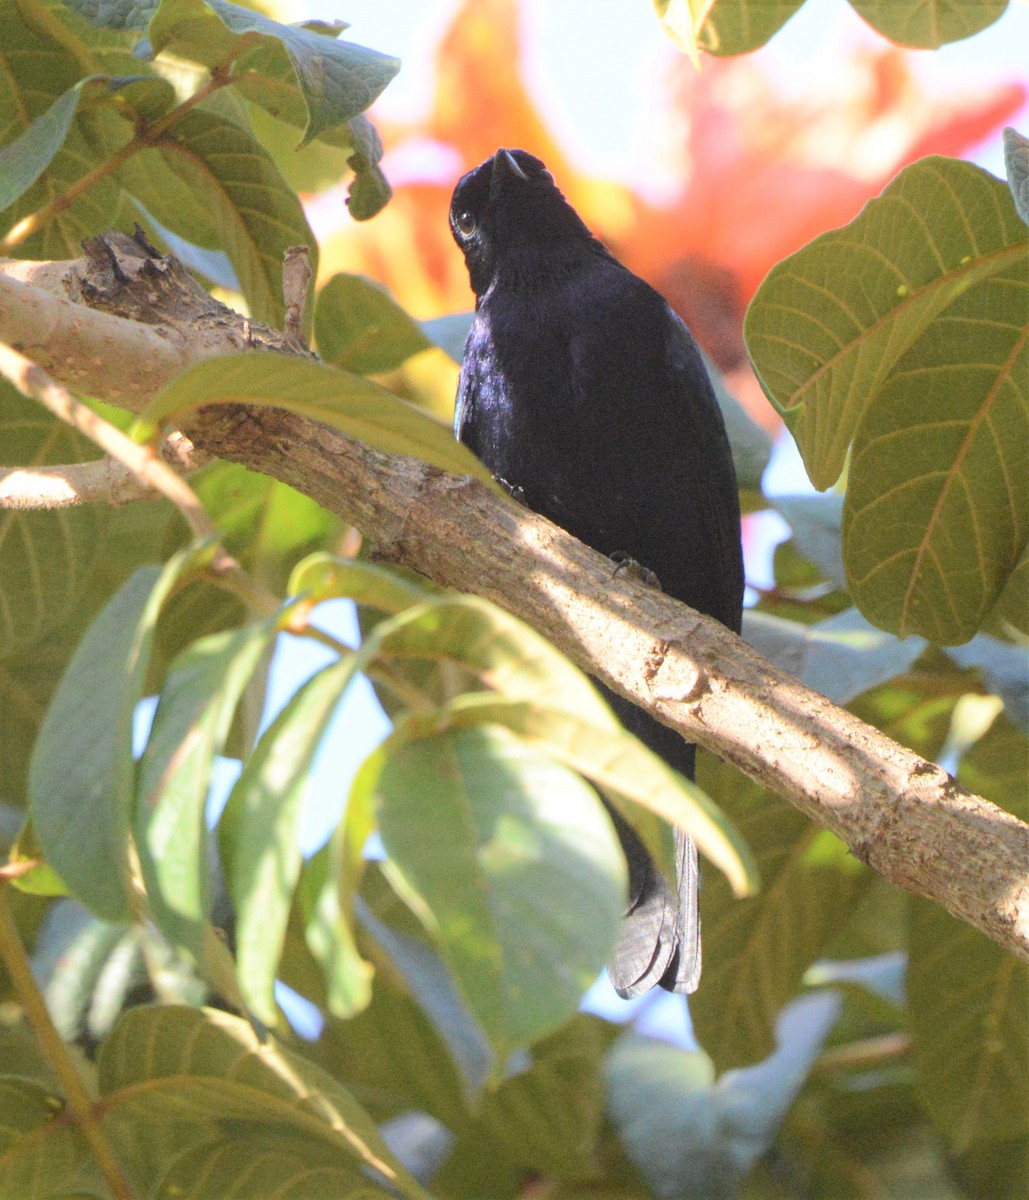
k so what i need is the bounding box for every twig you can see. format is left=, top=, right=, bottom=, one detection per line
left=0, top=432, right=207, bottom=510
left=0, top=341, right=216, bottom=540
left=282, top=245, right=312, bottom=349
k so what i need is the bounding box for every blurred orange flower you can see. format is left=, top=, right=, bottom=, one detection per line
left=317, top=0, right=1025, bottom=429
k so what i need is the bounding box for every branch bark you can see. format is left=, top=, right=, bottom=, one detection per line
left=3, top=234, right=1027, bottom=963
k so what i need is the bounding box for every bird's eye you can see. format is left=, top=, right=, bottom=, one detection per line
left=455, top=211, right=477, bottom=238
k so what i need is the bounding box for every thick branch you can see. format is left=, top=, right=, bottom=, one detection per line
left=3, top=235, right=1027, bottom=962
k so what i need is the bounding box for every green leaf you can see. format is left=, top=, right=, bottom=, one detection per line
left=98, top=1005, right=430, bottom=1199
left=606, top=992, right=843, bottom=1200
left=0, top=1077, right=64, bottom=1150
left=314, top=274, right=434, bottom=375
left=692, top=0, right=803, bottom=56
left=148, top=0, right=400, bottom=146
left=746, top=158, right=1028, bottom=644
left=370, top=724, right=626, bottom=1061
left=0, top=385, right=107, bottom=658
left=296, top=843, right=373, bottom=1021
left=689, top=757, right=869, bottom=1071
left=850, top=0, right=1008, bottom=49
left=219, top=654, right=360, bottom=1027
left=743, top=607, right=926, bottom=706
left=0, top=2, right=126, bottom=257
left=152, top=1140, right=372, bottom=1198
left=0, top=77, right=92, bottom=211
left=140, top=354, right=497, bottom=486
left=136, top=619, right=280, bottom=980
left=350, top=885, right=492, bottom=1114
left=436, top=1016, right=609, bottom=1189
left=0, top=74, right=174, bottom=212
left=747, top=157, right=1026, bottom=489
left=366, top=594, right=755, bottom=897
left=1005, top=127, right=1029, bottom=226
left=288, top=554, right=431, bottom=614
left=909, top=898, right=1029, bottom=1149
left=843, top=257, right=1028, bottom=643
left=127, top=108, right=316, bottom=327
left=28, top=543, right=215, bottom=922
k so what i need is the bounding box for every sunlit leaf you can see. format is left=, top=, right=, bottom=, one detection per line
left=220, top=655, right=360, bottom=1026
left=850, top=0, right=1008, bottom=49
left=136, top=619, right=280, bottom=985
left=139, top=354, right=497, bottom=486
left=747, top=158, right=1028, bottom=643
left=29, top=543, right=216, bottom=921
left=315, top=273, right=434, bottom=375
left=98, top=1005, right=430, bottom=1199
left=148, top=0, right=400, bottom=146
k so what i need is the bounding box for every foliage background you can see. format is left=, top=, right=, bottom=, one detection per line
left=0, top=1, right=1026, bottom=1198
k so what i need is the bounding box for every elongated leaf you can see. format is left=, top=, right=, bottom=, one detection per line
left=288, top=554, right=431, bottom=614
left=850, top=0, right=1007, bottom=49
left=297, top=843, right=373, bottom=1020
left=29, top=543, right=215, bottom=921
left=0, top=74, right=174, bottom=211
left=148, top=0, right=399, bottom=146
left=220, top=655, right=360, bottom=1026
left=369, top=724, right=626, bottom=1061
left=689, top=757, right=869, bottom=1071
left=98, top=1005, right=429, bottom=1199
left=0, top=77, right=90, bottom=210
left=140, top=354, right=497, bottom=485
left=136, top=620, right=280, bottom=972
left=0, top=1, right=124, bottom=256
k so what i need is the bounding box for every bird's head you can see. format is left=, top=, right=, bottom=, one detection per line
left=450, top=149, right=594, bottom=296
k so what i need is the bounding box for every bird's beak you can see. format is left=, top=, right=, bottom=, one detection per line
left=490, top=148, right=528, bottom=200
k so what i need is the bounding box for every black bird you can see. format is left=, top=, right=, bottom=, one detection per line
left=450, top=148, right=743, bottom=997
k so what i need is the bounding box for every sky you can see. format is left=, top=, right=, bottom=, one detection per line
left=294, top=0, right=1029, bottom=179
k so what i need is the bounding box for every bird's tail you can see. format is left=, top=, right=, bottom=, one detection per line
left=604, top=806, right=701, bottom=998
left=600, top=688, right=701, bottom=997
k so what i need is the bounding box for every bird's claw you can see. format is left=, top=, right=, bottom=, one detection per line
left=610, top=551, right=663, bottom=592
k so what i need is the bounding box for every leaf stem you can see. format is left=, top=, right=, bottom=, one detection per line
left=0, top=883, right=137, bottom=1199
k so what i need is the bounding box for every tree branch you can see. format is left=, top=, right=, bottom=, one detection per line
left=3, top=233, right=1027, bottom=962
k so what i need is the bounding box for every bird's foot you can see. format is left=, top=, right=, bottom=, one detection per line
left=497, top=477, right=526, bottom=505
left=610, top=551, right=663, bottom=592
